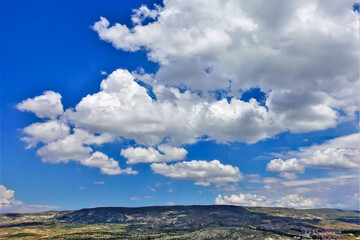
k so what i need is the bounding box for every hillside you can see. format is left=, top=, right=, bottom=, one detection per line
left=0, top=205, right=359, bottom=239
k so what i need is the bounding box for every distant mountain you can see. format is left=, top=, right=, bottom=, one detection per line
left=0, top=205, right=359, bottom=239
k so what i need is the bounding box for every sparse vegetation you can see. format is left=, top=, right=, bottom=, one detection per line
left=0, top=205, right=359, bottom=239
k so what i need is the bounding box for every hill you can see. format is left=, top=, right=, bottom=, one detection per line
left=0, top=205, right=359, bottom=239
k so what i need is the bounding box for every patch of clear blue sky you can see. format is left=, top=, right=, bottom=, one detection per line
left=1, top=0, right=358, bottom=210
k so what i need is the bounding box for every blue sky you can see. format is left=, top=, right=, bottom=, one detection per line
left=1, top=0, right=359, bottom=212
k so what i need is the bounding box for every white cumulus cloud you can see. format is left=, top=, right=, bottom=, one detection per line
left=93, top=0, right=359, bottom=125
left=64, top=69, right=283, bottom=146
left=266, top=158, right=305, bottom=173
left=150, top=160, right=243, bottom=186
left=266, top=133, right=360, bottom=176
left=21, top=120, right=70, bottom=149
left=80, top=151, right=138, bottom=175
left=121, top=145, right=187, bottom=164
left=215, top=193, right=269, bottom=207
left=298, top=133, right=360, bottom=170
left=266, top=158, right=305, bottom=179
left=60, top=68, right=342, bottom=147
left=17, top=91, right=64, bottom=119
left=21, top=125, right=137, bottom=175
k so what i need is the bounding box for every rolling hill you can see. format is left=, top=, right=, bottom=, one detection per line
left=0, top=205, right=359, bottom=239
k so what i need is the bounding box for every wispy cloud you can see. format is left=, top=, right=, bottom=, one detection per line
left=94, top=181, right=105, bottom=185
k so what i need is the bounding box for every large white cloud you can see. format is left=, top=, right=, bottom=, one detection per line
left=17, top=91, right=64, bottom=119
left=266, top=133, right=360, bottom=176
left=121, top=145, right=187, bottom=164
left=63, top=69, right=343, bottom=147
left=151, top=160, right=243, bottom=186
left=0, top=185, right=56, bottom=213
left=73, top=0, right=359, bottom=146
left=93, top=0, right=359, bottom=122
left=64, top=69, right=285, bottom=145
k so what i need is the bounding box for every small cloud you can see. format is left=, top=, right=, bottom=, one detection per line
left=198, top=191, right=202, bottom=194
left=16, top=91, right=64, bottom=119
left=121, top=145, right=187, bottom=164
left=149, top=187, right=156, bottom=192
left=94, top=181, right=105, bottom=184
left=216, top=193, right=269, bottom=207
left=151, top=160, right=243, bottom=186
left=100, top=71, right=108, bottom=76
left=166, top=202, right=175, bottom=205
left=168, top=188, right=174, bottom=192
left=144, top=196, right=152, bottom=199
left=266, top=158, right=304, bottom=178
left=131, top=197, right=138, bottom=201
left=79, top=186, right=86, bottom=190
left=155, top=182, right=162, bottom=187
